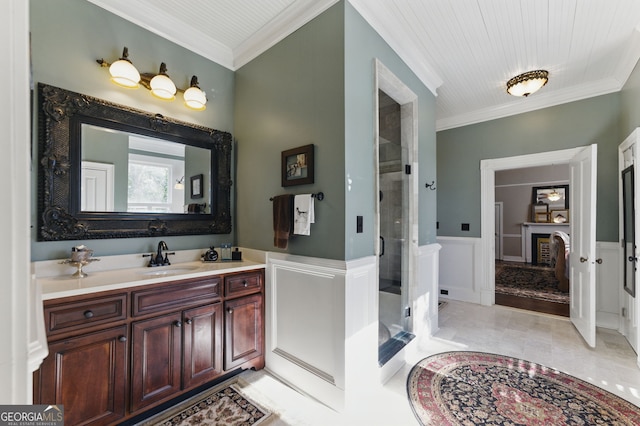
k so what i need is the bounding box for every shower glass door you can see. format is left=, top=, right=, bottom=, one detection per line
left=378, top=90, right=409, bottom=357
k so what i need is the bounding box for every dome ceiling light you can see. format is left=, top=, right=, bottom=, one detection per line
left=506, top=70, right=549, bottom=97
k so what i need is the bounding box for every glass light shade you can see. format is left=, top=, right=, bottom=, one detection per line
left=150, top=74, right=176, bottom=100
left=183, top=86, right=207, bottom=111
left=109, top=59, right=140, bottom=88
left=174, top=182, right=184, bottom=190
left=506, top=70, right=549, bottom=97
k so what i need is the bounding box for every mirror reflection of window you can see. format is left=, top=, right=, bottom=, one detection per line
left=127, top=135, right=185, bottom=213
left=80, top=124, right=210, bottom=214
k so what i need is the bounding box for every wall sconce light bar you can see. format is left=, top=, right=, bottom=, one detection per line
left=97, top=46, right=207, bottom=111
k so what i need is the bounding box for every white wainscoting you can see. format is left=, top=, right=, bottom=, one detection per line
left=438, top=237, right=621, bottom=330
left=265, top=245, right=442, bottom=411
left=415, top=244, right=442, bottom=338
left=437, top=237, right=482, bottom=304
left=265, top=253, right=378, bottom=411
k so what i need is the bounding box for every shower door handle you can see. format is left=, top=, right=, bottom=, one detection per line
left=380, top=236, right=385, bottom=257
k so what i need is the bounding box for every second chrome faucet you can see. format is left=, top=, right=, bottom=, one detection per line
left=143, top=240, right=175, bottom=267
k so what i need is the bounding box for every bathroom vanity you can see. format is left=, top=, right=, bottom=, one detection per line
left=32, top=260, right=265, bottom=426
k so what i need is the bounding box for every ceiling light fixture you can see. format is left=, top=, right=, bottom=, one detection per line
left=97, top=46, right=207, bottom=111
left=506, top=70, right=549, bottom=97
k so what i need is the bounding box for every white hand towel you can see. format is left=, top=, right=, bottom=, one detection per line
left=293, top=194, right=315, bottom=235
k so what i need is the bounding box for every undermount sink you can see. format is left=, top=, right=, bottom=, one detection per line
left=139, top=266, right=200, bottom=276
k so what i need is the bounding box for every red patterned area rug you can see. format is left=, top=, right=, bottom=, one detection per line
left=407, top=351, right=640, bottom=425
left=137, top=380, right=272, bottom=426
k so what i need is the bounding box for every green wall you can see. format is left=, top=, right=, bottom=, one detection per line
left=234, top=2, right=346, bottom=259
left=81, top=125, right=129, bottom=211
left=344, top=3, right=438, bottom=259
left=31, top=0, right=437, bottom=262
left=234, top=1, right=438, bottom=260
left=621, top=60, right=640, bottom=138
left=437, top=93, right=621, bottom=242
left=30, top=0, right=235, bottom=260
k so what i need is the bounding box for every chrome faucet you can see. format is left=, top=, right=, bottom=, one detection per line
left=143, top=240, right=175, bottom=267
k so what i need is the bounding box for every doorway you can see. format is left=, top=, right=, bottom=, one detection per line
left=480, top=145, right=598, bottom=347
left=493, top=166, right=571, bottom=317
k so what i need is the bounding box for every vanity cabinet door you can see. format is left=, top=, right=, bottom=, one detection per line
left=224, top=294, right=264, bottom=370
left=34, top=326, right=128, bottom=426
left=131, top=312, right=182, bottom=412
left=182, top=303, right=224, bottom=389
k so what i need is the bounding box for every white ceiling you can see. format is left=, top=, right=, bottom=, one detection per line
left=88, top=0, right=640, bottom=130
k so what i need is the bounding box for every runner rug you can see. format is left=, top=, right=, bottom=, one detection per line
left=136, top=380, right=272, bottom=426
left=407, top=351, right=640, bottom=425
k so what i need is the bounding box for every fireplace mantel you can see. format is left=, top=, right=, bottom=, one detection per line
left=521, top=222, right=570, bottom=263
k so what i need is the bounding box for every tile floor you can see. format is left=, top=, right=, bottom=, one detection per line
left=236, top=300, right=640, bottom=425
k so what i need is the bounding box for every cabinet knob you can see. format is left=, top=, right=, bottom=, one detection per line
left=83, top=310, right=94, bottom=319
left=243, top=280, right=248, bottom=287
left=174, top=320, right=182, bottom=328
left=185, top=318, right=192, bottom=325
left=118, top=335, right=127, bottom=342
left=227, top=308, right=233, bottom=314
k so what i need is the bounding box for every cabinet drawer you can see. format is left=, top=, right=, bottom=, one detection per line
left=225, top=271, right=263, bottom=299
left=132, top=277, right=221, bottom=317
left=45, top=294, right=127, bottom=337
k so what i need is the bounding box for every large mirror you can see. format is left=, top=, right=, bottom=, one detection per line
left=622, top=165, right=636, bottom=297
left=37, top=83, right=232, bottom=241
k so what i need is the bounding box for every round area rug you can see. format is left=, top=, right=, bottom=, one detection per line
left=407, top=351, right=640, bottom=425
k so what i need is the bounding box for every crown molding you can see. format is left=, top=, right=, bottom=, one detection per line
left=87, top=0, right=235, bottom=69
left=349, top=0, right=442, bottom=96
left=234, top=0, right=339, bottom=69
left=436, top=77, right=623, bottom=131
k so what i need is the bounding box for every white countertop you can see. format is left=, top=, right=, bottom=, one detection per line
left=35, top=248, right=266, bottom=300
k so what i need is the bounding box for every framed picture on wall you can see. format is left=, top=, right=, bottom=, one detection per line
left=532, top=185, right=569, bottom=210
left=531, top=202, right=549, bottom=222
left=281, top=144, right=314, bottom=187
left=550, top=209, right=569, bottom=223
left=190, top=174, right=203, bottom=199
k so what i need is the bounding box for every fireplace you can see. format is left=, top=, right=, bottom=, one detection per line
left=531, top=233, right=551, bottom=265
left=522, top=222, right=570, bottom=264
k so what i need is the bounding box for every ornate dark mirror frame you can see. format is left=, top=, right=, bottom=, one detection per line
left=37, top=83, right=232, bottom=241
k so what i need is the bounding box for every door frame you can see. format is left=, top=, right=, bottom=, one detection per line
left=618, top=128, right=640, bottom=366
left=479, top=146, right=593, bottom=306
left=374, top=59, right=418, bottom=334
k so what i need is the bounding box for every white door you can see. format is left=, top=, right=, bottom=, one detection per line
left=569, top=144, right=597, bottom=347
left=81, top=161, right=114, bottom=211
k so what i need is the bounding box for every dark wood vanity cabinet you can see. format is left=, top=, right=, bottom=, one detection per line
left=34, top=267, right=264, bottom=426
left=225, top=294, right=264, bottom=370
left=34, top=326, right=128, bottom=426
left=224, top=271, right=265, bottom=371
left=130, top=303, right=224, bottom=411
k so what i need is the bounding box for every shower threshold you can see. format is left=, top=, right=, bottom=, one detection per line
left=378, top=331, right=415, bottom=366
